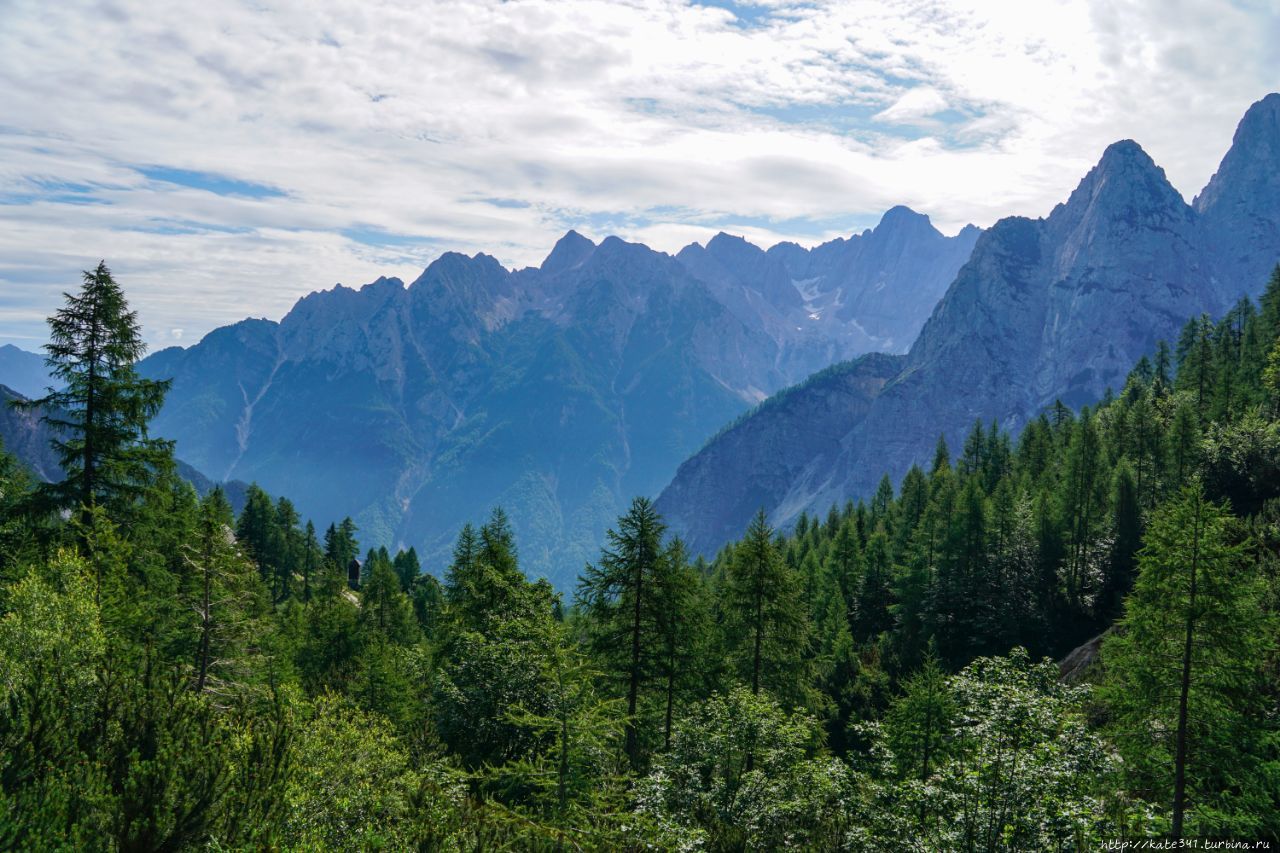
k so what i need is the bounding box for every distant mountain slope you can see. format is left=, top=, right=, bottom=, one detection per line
left=766, top=206, right=982, bottom=350
left=0, top=384, right=248, bottom=512
left=675, top=208, right=979, bottom=371
left=137, top=211, right=976, bottom=586
left=657, top=93, right=1280, bottom=556
left=0, top=345, right=52, bottom=399
left=655, top=353, right=903, bottom=554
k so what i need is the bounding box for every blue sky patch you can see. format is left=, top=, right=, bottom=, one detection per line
left=688, top=0, right=779, bottom=27
left=341, top=226, right=436, bottom=248
left=129, top=218, right=255, bottom=236
left=136, top=165, right=286, bottom=198
left=475, top=197, right=532, bottom=209
left=0, top=178, right=112, bottom=206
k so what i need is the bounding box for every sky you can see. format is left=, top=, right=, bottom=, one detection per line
left=1, top=0, right=1277, bottom=351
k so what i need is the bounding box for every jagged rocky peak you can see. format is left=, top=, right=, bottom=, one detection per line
left=281, top=275, right=405, bottom=341
left=1195, top=92, right=1280, bottom=214
left=413, top=250, right=508, bottom=285
left=699, top=231, right=803, bottom=310
left=1193, top=92, right=1280, bottom=306
left=403, top=251, right=518, bottom=335
left=540, top=229, right=596, bottom=274
left=705, top=230, right=758, bottom=255
left=1049, top=139, right=1192, bottom=240
left=581, top=235, right=679, bottom=277
left=765, top=240, right=811, bottom=264
left=361, top=275, right=405, bottom=293
left=1078, top=140, right=1185, bottom=209
left=704, top=231, right=777, bottom=272
left=286, top=274, right=401, bottom=324
left=594, top=234, right=650, bottom=255
left=874, top=204, right=937, bottom=235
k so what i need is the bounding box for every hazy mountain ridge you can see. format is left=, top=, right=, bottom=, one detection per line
left=0, top=345, right=53, bottom=399
left=133, top=212, right=973, bottom=585
left=657, top=94, right=1280, bottom=556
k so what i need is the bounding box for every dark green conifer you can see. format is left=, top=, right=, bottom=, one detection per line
left=19, top=261, right=172, bottom=523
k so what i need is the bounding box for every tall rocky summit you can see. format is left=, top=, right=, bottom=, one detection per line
left=658, top=94, right=1280, bottom=556
left=134, top=210, right=975, bottom=586
left=1195, top=92, right=1280, bottom=305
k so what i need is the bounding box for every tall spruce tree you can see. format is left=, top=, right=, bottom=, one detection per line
left=577, top=496, right=667, bottom=769
left=1098, top=461, right=1141, bottom=623
left=723, top=510, right=806, bottom=705
left=20, top=261, right=171, bottom=522
left=651, top=537, right=711, bottom=751
left=322, top=517, right=359, bottom=578
left=1057, top=412, right=1106, bottom=611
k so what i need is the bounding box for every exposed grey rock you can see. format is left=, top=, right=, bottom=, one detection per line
left=539, top=229, right=596, bottom=275
left=0, top=384, right=61, bottom=481
left=764, top=205, right=982, bottom=350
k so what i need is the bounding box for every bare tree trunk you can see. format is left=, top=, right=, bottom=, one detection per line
left=625, top=552, right=644, bottom=769
left=195, top=526, right=213, bottom=693
left=1172, top=498, right=1202, bottom=839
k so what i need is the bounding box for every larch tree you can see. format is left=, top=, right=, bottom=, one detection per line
left=188, top=488, right=268, bottom=697
left=651, top=537, right=711, bottom=751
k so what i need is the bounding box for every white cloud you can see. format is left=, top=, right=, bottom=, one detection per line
left=874, top=87, right=950, bottom=124
left=0, top=0, right=1275, bottom=348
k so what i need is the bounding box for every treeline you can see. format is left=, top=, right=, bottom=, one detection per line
left=0, top=262, right=1278, bottom=849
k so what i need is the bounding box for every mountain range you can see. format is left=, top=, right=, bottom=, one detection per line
left=118, top=210, right=976, bottom=586
left=3, top=95, right=1275, bottom=582
left=656, top=93, right=1280, bottom=556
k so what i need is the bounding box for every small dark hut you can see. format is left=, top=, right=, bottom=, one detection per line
left=347, top=557, right=362, bottom=591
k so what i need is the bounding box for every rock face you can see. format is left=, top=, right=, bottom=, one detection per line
left=0, top=384, right=61, bottom=481
left=677, top=208, right=980, bottom=367
left=1195, top=92, right=1280, bottom=307
left=657, top=94, right=1280, bottom=557
left=138, top=215, right=973, bottom=587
